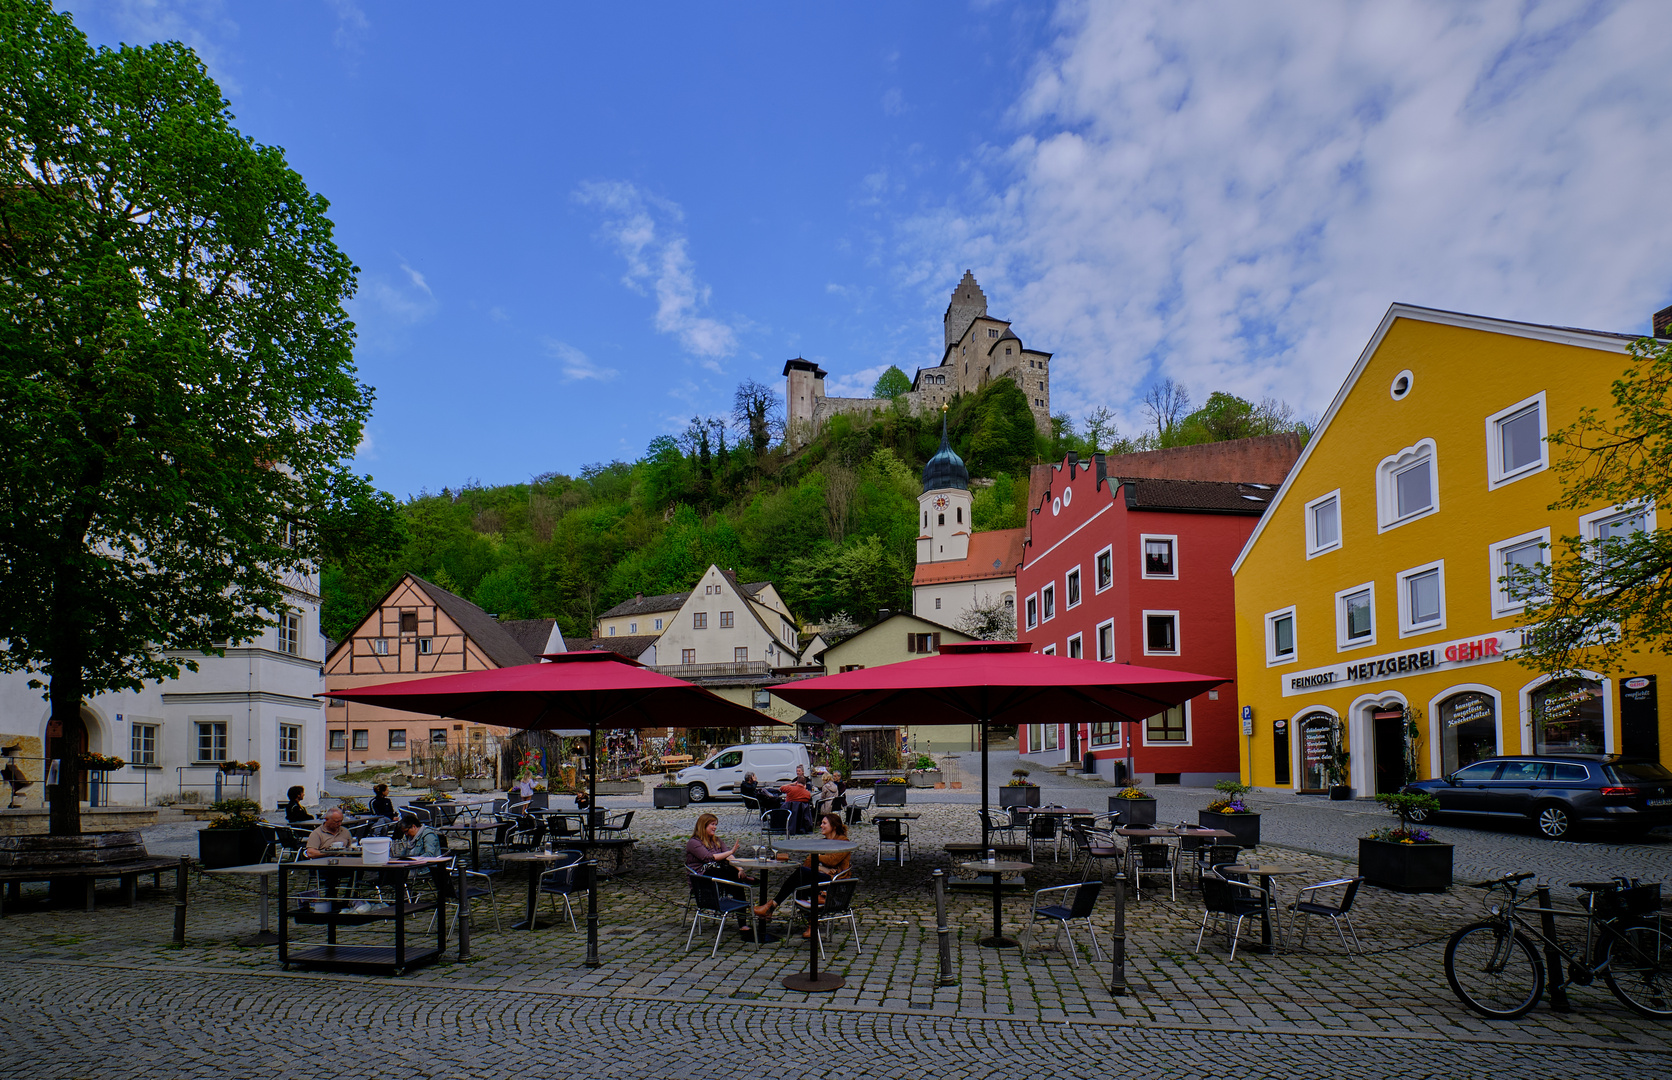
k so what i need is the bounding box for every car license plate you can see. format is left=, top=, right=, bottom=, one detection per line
left=1648, top=798, right=1672, bottom=808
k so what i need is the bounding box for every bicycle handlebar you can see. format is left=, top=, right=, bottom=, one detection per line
left=1468, top=871, right=1536, bottom=889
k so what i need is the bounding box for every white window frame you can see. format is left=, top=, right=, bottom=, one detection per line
left=1066, top=632, right=1083, bottom=659
left=1096, top=619, right=1115, bottom=662
left=1040, top=644, right=1057, bottom=656
left=1377, top=438, right=1439, bottom=532
left=1334, top=582, right=1377, bottom=652
left=1094, top=545, right=1114, bottom=593
left=1065, top=566, right=1082, bottom=609
left=417, top=637, right=432, bottom=655
left=1305, top=490, right=1342, bottom=558
left=1488, top=527, right=1552, bottom=617
left=131, top=722, right=158, bottom=766
left=1041, top=583, right=1056, bottom=623
left=1142, top=700, right=1193, bottom=747
left=1396, top=559, right=1448, bottom=637
left=278, top=612, right=301, bottom=656
left=629, top=622, right=638, bottom=634
left=655, top=617, right=664, bottom=631
left=1025, top=593, right=1039, bottom=630
left=1579, top=501, right=1657, bottom=545
left=278, top=723, right=301, bottom=765
left=1485, top=391, right=1548, bottom=489
left=194, top=720, right=228, bottom=763
left=1141, top=610, right=1180, bottom=657
left=372, top=637, right=389, bottom=655
left=1265, top=606, right=1297, bottom=667
left=1139, top=534, right=1178, bottom=580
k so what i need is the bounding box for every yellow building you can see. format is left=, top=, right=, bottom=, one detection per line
left=1233, top=304, right=1669, bottom=796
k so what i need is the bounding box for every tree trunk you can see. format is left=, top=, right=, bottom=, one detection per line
left=48, top=661, right=84, bottom=837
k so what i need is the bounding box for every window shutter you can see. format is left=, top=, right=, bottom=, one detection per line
left=906, top=633, right=916, bottom=653
left=932, top=633, right=941, bottom=650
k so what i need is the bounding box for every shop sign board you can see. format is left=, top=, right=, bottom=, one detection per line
left=1281, top=629, right=1529, bottom=697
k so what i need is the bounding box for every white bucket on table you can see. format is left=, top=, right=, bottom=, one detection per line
left=361, top=836, right=391, bottom=865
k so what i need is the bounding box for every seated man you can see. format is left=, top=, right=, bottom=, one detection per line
left=739, top=771, right=761, bottom=804
left=779, top=777, right=814, bottom=833
left=393, top=814, right=447, bottom=859
left=304, top=808, right=355, bottom=858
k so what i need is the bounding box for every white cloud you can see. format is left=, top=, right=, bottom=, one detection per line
left=826, top=363, right=895, bottom=399
left=364, top=257, right=437, bottom=324
left=544, top=340, right=617, bottom=382
left=882, top=87, right=906, bottom=117
left=895, top=0, right=1672, bottom=433
left=101, top=0, right=241, bottom=93
left=326, top=0, right=369, bottom=52
left=399, top=259, right=432, bottom=297
left=574, top=180, right=738, bottom=366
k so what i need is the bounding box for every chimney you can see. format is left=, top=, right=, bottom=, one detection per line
left=876, top=608, right=892, bottom=623
left=1655, top=304, right=1672, bottom=339
left=634, top=592, right=643, bottom=601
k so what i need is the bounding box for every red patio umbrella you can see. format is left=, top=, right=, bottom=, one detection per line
left=321, top=650, right=781, bottom=964
left=771, top=641, right=1227, bottom=848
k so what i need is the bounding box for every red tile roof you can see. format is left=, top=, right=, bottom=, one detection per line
left=912, top=528, right=1024, bottom=586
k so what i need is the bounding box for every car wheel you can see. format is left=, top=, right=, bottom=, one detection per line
left=1406, top=804, right=1434, bottom=824
left=1535, top=802, right=1574, bottom=840
left=687, top=783, right=708, bottom=803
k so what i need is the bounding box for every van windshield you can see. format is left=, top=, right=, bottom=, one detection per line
left=710, top=751, right=744, bottom=769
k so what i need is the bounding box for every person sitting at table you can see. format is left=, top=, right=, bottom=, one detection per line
left=368, top=783, right=396, bottom=821
left=739, top=772, right=762, bottom=803
left=815, top=769, right=842, bottom=817
left=393, top=813, right=448, bottom=858
left=753, top=813, right=852, bottom=934
left=284, top=785, right=311, bottom=823
left=684, top=813, right=754, bottom=883
left=779, top=776, right=815, bottom=833
left=303, top=808, right=355, bottom=858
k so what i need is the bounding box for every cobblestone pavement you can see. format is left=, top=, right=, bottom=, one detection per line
left=4, top=800, right=1670, bottom=1077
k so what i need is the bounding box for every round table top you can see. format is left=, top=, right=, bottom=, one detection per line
left=727, top=857, right=780, bottom=870
left=772, top=837, right=858, bottom=854
left=500, top=850, right=576, bottom=863
left=958, top=860, right=1033, bottom=873
left=1225, top=862, right=1307, bottom=876
left=871, top=810, right=921, bottom=818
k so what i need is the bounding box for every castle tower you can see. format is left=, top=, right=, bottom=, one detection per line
left=783, top=357, right=827, bottom=444
left=917, top=410, right=972, bottom=564
left=943, top=270, right=988, bottom=349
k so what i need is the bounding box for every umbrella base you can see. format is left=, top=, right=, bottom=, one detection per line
left=979, top=935, right=1022, bottom=949
left=783, top=971, right=844, bottom=992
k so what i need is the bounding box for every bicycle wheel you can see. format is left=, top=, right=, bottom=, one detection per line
left=1605, top=924, right=1672, bottom=1020
left=1444, top=922, right=1545, bottom=1020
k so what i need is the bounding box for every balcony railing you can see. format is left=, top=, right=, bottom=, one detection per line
left=655, top=661, right=773, bottom=680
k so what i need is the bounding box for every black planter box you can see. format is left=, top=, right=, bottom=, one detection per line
left=872, top=784, right=908, bottom=806
left=653, top=786, right=689, bottom=809
left=526, top=793, right=549, bottom=810
left=999, top=786, right=1040, bottom=809
left=1329, top=785, right=1353, bottom=801
left=1110, top=796, right=1157, bottom=824
left=198, top=827, right=264, bottom=869
left=1199, top=810, right=1260, bottom=848
left=1359, top=838, right=1453, bottom=892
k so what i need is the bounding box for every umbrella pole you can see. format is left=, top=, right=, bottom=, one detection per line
left=980, top=721, right=989, bottom=853
left=585, top=733, right=600, bottom=968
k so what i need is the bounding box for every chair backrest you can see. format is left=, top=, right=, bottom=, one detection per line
left=1178, top=833, right=1210, bottom=852
left=1207, top=844, right=1240, bottom=867
left=1068, top=825, right=1092, bottom=852
left=878, top=818, right=903, bottom=842
left=1336, top=877, right=1364, bottom=914
left=549, top=815, right=578, bottom=837
left=741, top=794, right=760, bottom=813
left=405, top=805, right=432, bottom=824
left=541, top=851, right=585, bottom=891
left=1029, top=815, right=1057, bottom=840
left=1069, top=880, right=1103, bottom=918
left=491, top=798, right=508, bottom=815
left=610, top=810, right=635, bottom=829
left=817, top=878, right=859, bottom=914
left=763, top=807, right=791, bottom=833
left=1135, top=843, right=1170, bottom=868
left=1200, top=872, right=1239, bottom=915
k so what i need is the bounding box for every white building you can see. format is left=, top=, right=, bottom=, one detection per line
left=910, top=425, right=1021, bottom=630
left=653, top=566, right=801, bottom=672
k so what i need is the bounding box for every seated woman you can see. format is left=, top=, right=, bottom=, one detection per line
left=753, top=813, right=852, bottom=935
left=684, top=813, right=751, bottom=883
left=368, top=783, right=396, bottom=821
left=283, top=785, right=311, bottom=823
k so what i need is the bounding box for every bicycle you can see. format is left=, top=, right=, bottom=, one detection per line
left=1443, top=871, right=1672, bottom=1021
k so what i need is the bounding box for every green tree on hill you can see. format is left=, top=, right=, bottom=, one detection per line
left=872, top=365, right=912, bottom=399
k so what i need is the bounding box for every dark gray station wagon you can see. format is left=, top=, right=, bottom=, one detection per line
left=1402, top=755, right=1672, bottom=839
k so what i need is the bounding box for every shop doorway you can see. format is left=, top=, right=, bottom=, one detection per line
left=1372, top=708, right=1406, bottom=795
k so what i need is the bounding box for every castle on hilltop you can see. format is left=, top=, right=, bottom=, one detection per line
left=784, top=271, right=1053, bottom=447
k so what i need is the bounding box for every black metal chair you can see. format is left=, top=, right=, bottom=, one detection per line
left=1195, top=868, right=1269, bottom=961
left=1068, top=824, right=1122, bottom=882
left=844, top=789, right=874, bottom=826
left=791, top=877, right=861, bottom=961
left=1030, top=880, right=1104, bottom=966
left=537, top=850, right=587, bottom=931
left=595, top=810, right=635, bottom=841
left=1288, top=876, right=1364, bottom=953
left=761, top=806, right=792, bottom=839
left=428, top=856, right=501, bottom=933
left=876, top=817, right=911, bottom=865
left=976, top=808, right=1018, bottom=845
left=685, top=870, right=753, bottom=957
left=1131, top=842, right=1175, bottom=901
left=1025, top=812, right=1060, bottom=862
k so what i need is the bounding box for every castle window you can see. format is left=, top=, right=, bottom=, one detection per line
left=956, top=507, right=962, bottom=524
left=988, top=328, right=999, bottom=338
left=1006, top=348, right=1012, bottom=356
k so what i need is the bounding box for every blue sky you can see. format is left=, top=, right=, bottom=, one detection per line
left=67, top=2, right=1672, bottom=498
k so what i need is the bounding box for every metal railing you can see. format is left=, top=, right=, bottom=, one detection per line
left=1, top=752, right=150, bottom=807
left=654, top=661, right=772, bottom=679
left=176, top=764, right=250, bottom=803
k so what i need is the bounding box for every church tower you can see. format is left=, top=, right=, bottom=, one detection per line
left=917, top=410, right=972, bottom=564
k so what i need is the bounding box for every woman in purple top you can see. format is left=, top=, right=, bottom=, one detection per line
left=684, top=813, right=746, bottom=881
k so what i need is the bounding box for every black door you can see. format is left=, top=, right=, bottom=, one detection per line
left=1373, top=713, right=1405, bottom=795
left=1273, top=720, right=1291, bottom=786
left=1621, top=676, right=1661, bottom=761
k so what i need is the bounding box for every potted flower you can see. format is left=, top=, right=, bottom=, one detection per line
left=999, top=768, right=1041, bottom=809
left=872, top=776, right=909, bottom=806
left=198, top=798, right=266, bottom=868
left=336, top=797, right=369, bottom=814
left=907, top=753, right=942, bottom=788
left=653, top=772, right=689, bottom=809
left=1199, top=780, right=1261, bottom=847
left=78, top=752, right=126, bottom=772
left=462, top=774, right=494, bottom=793
left=1360, top=793, right=1452, bottom=892
left=1109, top=785, right=1158, bottom=825
left=218, top=760, right=260, bottom=775
left=1325, top=727, right=1352, bottom=799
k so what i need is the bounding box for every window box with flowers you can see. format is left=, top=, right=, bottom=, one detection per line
left=198, top=798, right=267, bottom=868
left=218, top=760, right=260, bottom=776
left=1359, top=793, right=1452, bottom=892
left=1108, top=785, right=1157, bottom=825
left=1198, top=781, right=1261, bottom=847
left=653, top=773, right=689, bottom=809
left=907, top=754, right=942, bottom=788
left=999, top=769, right=1041, bottom=808
left=872, top=776, right=909, bottom=805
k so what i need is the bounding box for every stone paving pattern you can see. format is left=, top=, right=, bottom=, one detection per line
left=3, top=776, right=1670, bottom=1078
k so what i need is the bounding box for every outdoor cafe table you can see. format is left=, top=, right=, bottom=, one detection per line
left=728, top=856, right=782, bottom=944
left=439, top=819, right=503, bottom=871
left=958, top=859, right=1033, bottom=948
left=870, top=810, right=921, bottom=819
left=500, top=850, right=577, bottom=931
left=773, top=836, right=858, bottom=992
left=1117, top=825, right=1235, bottom=889
left=1223, top=861, right=1309, bottom=953
left=204, top=862, right=282, bottom=945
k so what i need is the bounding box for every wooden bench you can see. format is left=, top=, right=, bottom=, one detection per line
left=0, top=857, right=184, bottom=916
left=655, top=755, right=694, bottom=769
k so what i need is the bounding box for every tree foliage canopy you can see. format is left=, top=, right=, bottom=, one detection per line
left=871, top=365, right=911, bottom=399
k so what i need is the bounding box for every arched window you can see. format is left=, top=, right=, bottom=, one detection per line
left=1436, top=691, right=1496, bottom=775
left=1530, top=679, right=1605, bottom=754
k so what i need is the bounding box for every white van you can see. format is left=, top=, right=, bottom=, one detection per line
left=676, top=743, right=810, bottom=803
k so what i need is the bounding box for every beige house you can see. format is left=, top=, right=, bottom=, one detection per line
left=594, top=592, right=684, bottom=640
left=655, top=566, right=800, bottom=672
left=817, top=612, right=978, bottom=753
left=323, top=574, right=562, bottom=767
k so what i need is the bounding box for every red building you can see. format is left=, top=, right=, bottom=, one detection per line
left=1016, top=452, right=1278, bottom=785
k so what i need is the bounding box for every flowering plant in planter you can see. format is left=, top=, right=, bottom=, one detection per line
left=1367, top=793, right=1443, bottom=843
left=410, top=792, right=447, bottom=806
left=205, top=797, right=264, bottom=830
left=1006, top=768, right=1037, bottom=788
left=874, top=776, right=908, bottom=785
left=909, top=754, right=938, bottom=771
left=218, top=759, right=260, bottom=773
left=1114, top=785, right=1151, bottom=800
left=78, top=752, right=127, bottom=771
left=1204, top=779, right=1255, bottom=814
left=336, top=797, right=369, bottom=814
left=659, top=772, right=681, bottom=788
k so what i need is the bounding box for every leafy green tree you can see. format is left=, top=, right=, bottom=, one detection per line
left=1515, top=335, right=1672, bottom=676
left=872, top=365, right=911, bottom=399
left=961, top=378, right=1038, bottom=476
left=0, top=2, right=373, bottom=835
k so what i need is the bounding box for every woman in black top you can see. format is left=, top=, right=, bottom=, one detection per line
left=283, top=785, right=310, bottom=823
left=369, top=783, right=396, bottom=820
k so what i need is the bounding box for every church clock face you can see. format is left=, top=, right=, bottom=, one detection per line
left=932, top=495, right=949, bottom=510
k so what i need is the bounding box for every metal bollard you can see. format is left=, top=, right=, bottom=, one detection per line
left=584, top=859, right=601, bottom=968
left=933, top=869, right=957, bottom=986
left=456, top=859, right=471, bottom=961
left=1534, top=884, right=1570, bottom=1011
left=173, top=855, right=189, bottom=946
left=1108, top=868, right=1128, bottom=996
